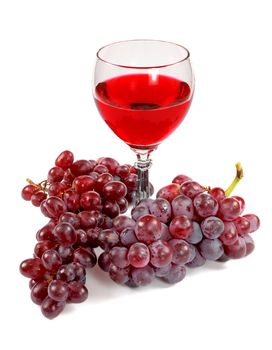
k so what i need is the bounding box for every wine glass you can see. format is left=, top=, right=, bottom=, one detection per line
left=93, top=39, right=194, bottom=204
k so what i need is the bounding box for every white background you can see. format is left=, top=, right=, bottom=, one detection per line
left=0, top=0, right=271, bottom=349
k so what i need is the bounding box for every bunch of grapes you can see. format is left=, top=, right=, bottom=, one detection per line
left=20, top=151, right=143, bottom=319
left=97, top=177, right=259, bottom=286
left=19, top=151, right=260, bottom=319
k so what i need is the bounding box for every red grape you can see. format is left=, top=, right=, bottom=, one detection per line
left=134, top=214, right=162, bottom=244
left=128, top=242, right=150, bottom=268
left=149, top=240, right=173, bottom=267
left=41, top=297, right=66, bottom=319
left=68, top=281, right=88, bottom=303
left=55, top=150, right=74, bottom=170
left=48, top=280, right=69, bottom=302
left=31, top=280, right=48, bottom=305
left=169, top=215, right=193, bottom=239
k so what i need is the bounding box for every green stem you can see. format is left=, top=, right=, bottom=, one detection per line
left=225, top=162, right=243, bottom=197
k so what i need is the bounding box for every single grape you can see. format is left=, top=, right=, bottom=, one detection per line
left=186, top=247, right=206, bottom=268
left=20, top=258, right=46, bottom=279
left=77, top=211, right=97, bottom=230
left=232, top=196, right=245, bottom=213
left=98, top=252, right=112, bottom=272
left=98, top=229, right=119, bottom=251
left=109, top=264, right=130, bottom=284
left=243, top=234, right=255, bottom=256
left=134, top=214, right=162, bottom=244
left=70, top=160, right=93, bottom=176
left=209, top=187, right=226, bottom=203
left=128, top=242, right=150, bottom=268
left=41, top=249, right=62, bottom=272
left=242, top=214, right=260, bottom=233
left=131, top=205, right=150, bottom=221
left=109, top=246, right=129, bottom=268
left=199, top=238, right=224, bottom=261
left=169, top=215, right=193, bottom=239
left=131, top=265, right=155, bottom=286
left=63, top=190, right=80, bottom=211
left=149, top=240, right=173, bottom=267
left=180, top=181, right=205, bottom=199
left=41, top=297, right=66, bottom=319
left=73, top=247, right=97, bottom=268
left=234, top=216, right=250, bottom=235
left=156, top=183, right=181, bottom=203
left=113, top=215, right=136, bottom=233
left=219, top=197, right=241, bottom=221
left=115, top=165, right=130, bottom=179
left=103, top=181, right=127, bottom=201
left=55, top=150, right=74, bottom=170
left=224, top=237, right=246, bottom=259
left=172, top=174, right=192, bottom=185
left=123, top=174, right=138, bottom=191
left=219, top=222, right=238, bottom=246
left=171, top=194, right=194, bottom=220
left=48, top=280, right=69, bottom=302
left=80, top=191, right=102, bottom=211
left=31, top=192, right=47, bottom=207
left=48, top=166, right=65, bottom=183
left=98, top=157, right=120, bottom=174
left=193, top=193, right=218, bottom=218
left=36, top=222, right=56, bottom=242
left=201, top=216, right=224, bottom=239
left=94, top=173, right=113, bottom=193
left=120, top=228, right=138, bottom=247
left=31, top=280, right=49, bottom=305
left=73, top=175, right=96, bottom=194
left=53, top=222, right=77, bottom=247
left=103, top=201, right=120, bottom=218
left=40, top=196, right=67, bottom=219
left=149, top=198, right=171, bottom=224
left=21, top=184, right=39, bottom=201
left=68, top=281, right=88, bottom=303
left=186, top=221, right=203, bottom=244
left=117, top=197, right=129, bottom=213
left=169, top=239, right=192, bottom=265
left=162, top=264, right=186, bottom=284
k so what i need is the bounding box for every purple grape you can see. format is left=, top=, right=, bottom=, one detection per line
left=199, top=238, right=224, bottom=261
left=171, top=194, right=194, bottom=220
left=201, top=216, right=224, bottom=239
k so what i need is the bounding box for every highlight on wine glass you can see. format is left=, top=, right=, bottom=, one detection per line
left=93, top=39, right=194, bottom=204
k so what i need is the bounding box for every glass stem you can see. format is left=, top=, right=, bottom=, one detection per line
left=134, top=151, right=152, bottom=205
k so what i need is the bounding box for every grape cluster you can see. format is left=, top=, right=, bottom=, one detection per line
left=20, top=151, right=141, bottom=319
left=97, top=175, right=260, bottom=286
left=19, top=151, right=260, bottom=319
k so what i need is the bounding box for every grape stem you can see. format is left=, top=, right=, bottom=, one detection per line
left=26, top=178, right=48, bottom=193
left=225, top=162, right=243, bottom=197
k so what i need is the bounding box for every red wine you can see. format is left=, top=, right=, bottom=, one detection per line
left=95, top=74, right=191, bottom=147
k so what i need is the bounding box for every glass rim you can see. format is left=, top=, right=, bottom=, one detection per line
left=96, top=39, right=190, bottom=69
